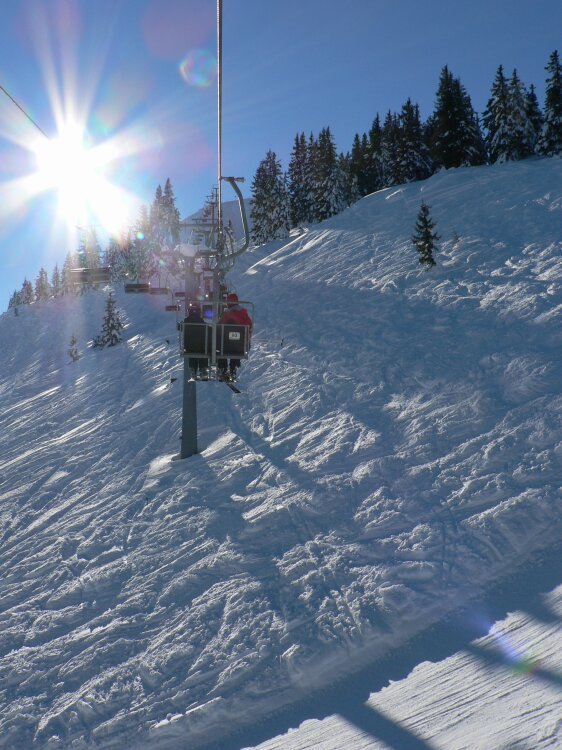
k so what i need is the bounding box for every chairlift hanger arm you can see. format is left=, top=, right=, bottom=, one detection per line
left=221, top=176, right=250, bottom=256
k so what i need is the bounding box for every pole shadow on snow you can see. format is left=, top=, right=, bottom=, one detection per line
left=194, top=542, right=562, bottom=750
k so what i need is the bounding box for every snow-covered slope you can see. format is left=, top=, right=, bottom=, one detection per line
left=1, top=158, right=561, bottom=749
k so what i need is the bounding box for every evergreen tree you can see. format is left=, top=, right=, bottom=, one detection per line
left=431, top=66, right=486, bottom=168
left=68, top=334, right=80, bottom=362
left=483, top=65, right=513, bottom=163
left=396, top=99, right=433, bottom=182
left=507, top=69, right=537, bottom=159
left=7, top=290, right=21, bottom=311
left=303, top=132, right=319, bottom=222
left=78, top=228, right=102, bottom=270
left=250, top=150, right=291, bottom=244
left=380, top=110, right=401, bottom=186
left=20, top=278, right=34, bottom=304
left=149, top=184, right=165, bottom=244
left=287, top=132, right=311, bottom=227
left=161, top=178, right=181, bottom=247
left=367, top=114, right=385, bottom=192
left=93, top=292, right=125, bottom=347
left=525, top=84, right=544, bottom=149
left=150, top=180, right=182, bottom=275
left=34, top=268, right=51, bottom=301
left=311, top=127, right=346, bottom=221
left=61, top=252, right=77, bottom=295
left=51, top=265, right=62, bottom=298
left=539, top=50, right=562, bottom=155
left=412, top=202, right=439, bottom=268
left=338, top=152, right=361, bottom=207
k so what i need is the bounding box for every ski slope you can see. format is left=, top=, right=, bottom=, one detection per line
left=1, top=157, right=561, bottom=749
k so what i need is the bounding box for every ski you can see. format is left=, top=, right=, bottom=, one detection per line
left=224, top=380, right=241, bottom=394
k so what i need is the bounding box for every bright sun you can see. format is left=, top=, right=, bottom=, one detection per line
left=32, top=122, right=135, bottom=235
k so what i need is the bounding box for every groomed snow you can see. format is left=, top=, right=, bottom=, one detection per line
left=1, top=157, right=561, bottom=749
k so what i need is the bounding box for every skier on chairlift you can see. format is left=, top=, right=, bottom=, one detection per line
left=184, top=302, right=208, bottom=379
left=218, top=292, right=253, bottom=381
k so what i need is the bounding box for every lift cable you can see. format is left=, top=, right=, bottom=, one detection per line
left=0, top=84, right=49, bottom=140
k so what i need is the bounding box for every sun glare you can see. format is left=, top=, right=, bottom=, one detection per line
left=32, top=122, right=132, bottom=234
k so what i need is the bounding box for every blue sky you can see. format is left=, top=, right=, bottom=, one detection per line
left=0, top=0, right=560, bottom=306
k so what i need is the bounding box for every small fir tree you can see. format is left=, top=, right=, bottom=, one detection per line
left=68, top=334, right=81, bottom=362
left=412, top=202, right=439, bottom=268
left=94, top=292, right=125, bottom=347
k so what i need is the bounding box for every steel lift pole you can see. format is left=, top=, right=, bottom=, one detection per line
left=180, top=0, right=224, bottom=459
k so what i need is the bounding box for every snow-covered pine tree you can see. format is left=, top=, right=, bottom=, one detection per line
left=338, top=151, right=361, bottom=207
left=161, top=178, right=181, bottom=247
left=396, top=99, right=433, bottom=183
left=412, top=202, right=439, bottom=268
left=311, top=127, right=346, bottom=221
left=129, top=205, right=159, bottom=280
left=303, top=132, right=319, bottom=222
left=539, top=50, right=562, bottom=156
left=430, top=66, right=486, bottom=168
left=483, top=65, right=514, bottom=163
left=287, top=132, right=311, bottom=227
left=250, top=150, right=291, bottom=244
left=380, top=110, right=401, bottom=187
left=51, top=265, right=62, bottom=298
left=150, top=179, right=182, bottom=275
left=525, top=84, right=544, bottom=151
left=94, top=292, right=125, bottom=347
left=34, top=268, right=51, bottom=302
left=7, top=290, right=21, bottom=311
left=367, top=115, right=385, bottom=193
left=20, top=278, right=34, bottom=304
left=68, top=334, right=80, bottom=362
left=506, top=69, right=537, bottom=160
left=61, top=252, right=77, bottom=295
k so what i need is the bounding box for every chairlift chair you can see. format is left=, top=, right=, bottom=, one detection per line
left=124, top=281, right=151, bottom=293
left=70, top=267, right=111, bottom=286
left=178, top=298, right=254, bottom=379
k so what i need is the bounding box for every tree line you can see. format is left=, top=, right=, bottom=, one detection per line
left=7, top=178, right=182, bottom=311
left=250, top=51, right=562, bottom=244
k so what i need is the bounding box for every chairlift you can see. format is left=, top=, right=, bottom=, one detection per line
left=124, top=281, right=151, bottom=293
left=70, top=267, right=111, bottom=286
left=178, top=297, right=254, bottom=380
left=149, top=287, right=169, bottom=295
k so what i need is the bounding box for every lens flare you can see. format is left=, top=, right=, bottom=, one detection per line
left=179, top=50, right=216, bottom=88
left=489, top=623, right=540, bottom=676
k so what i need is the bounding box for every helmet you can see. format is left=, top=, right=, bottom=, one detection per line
left=188, top=302, right=201, bottom=313
left=226, top=292, right=238, bottom=305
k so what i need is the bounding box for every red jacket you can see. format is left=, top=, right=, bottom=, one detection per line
left=220, top=304, right=253, bottom=332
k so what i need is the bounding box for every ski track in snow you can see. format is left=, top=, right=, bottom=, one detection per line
left=0, top=158, right=561, bottom=749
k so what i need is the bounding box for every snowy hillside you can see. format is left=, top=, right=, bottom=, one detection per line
left=1, top=157, right=562, bottom=750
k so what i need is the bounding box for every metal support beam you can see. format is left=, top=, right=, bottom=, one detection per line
left=180, top=361, right=198, bottom=459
